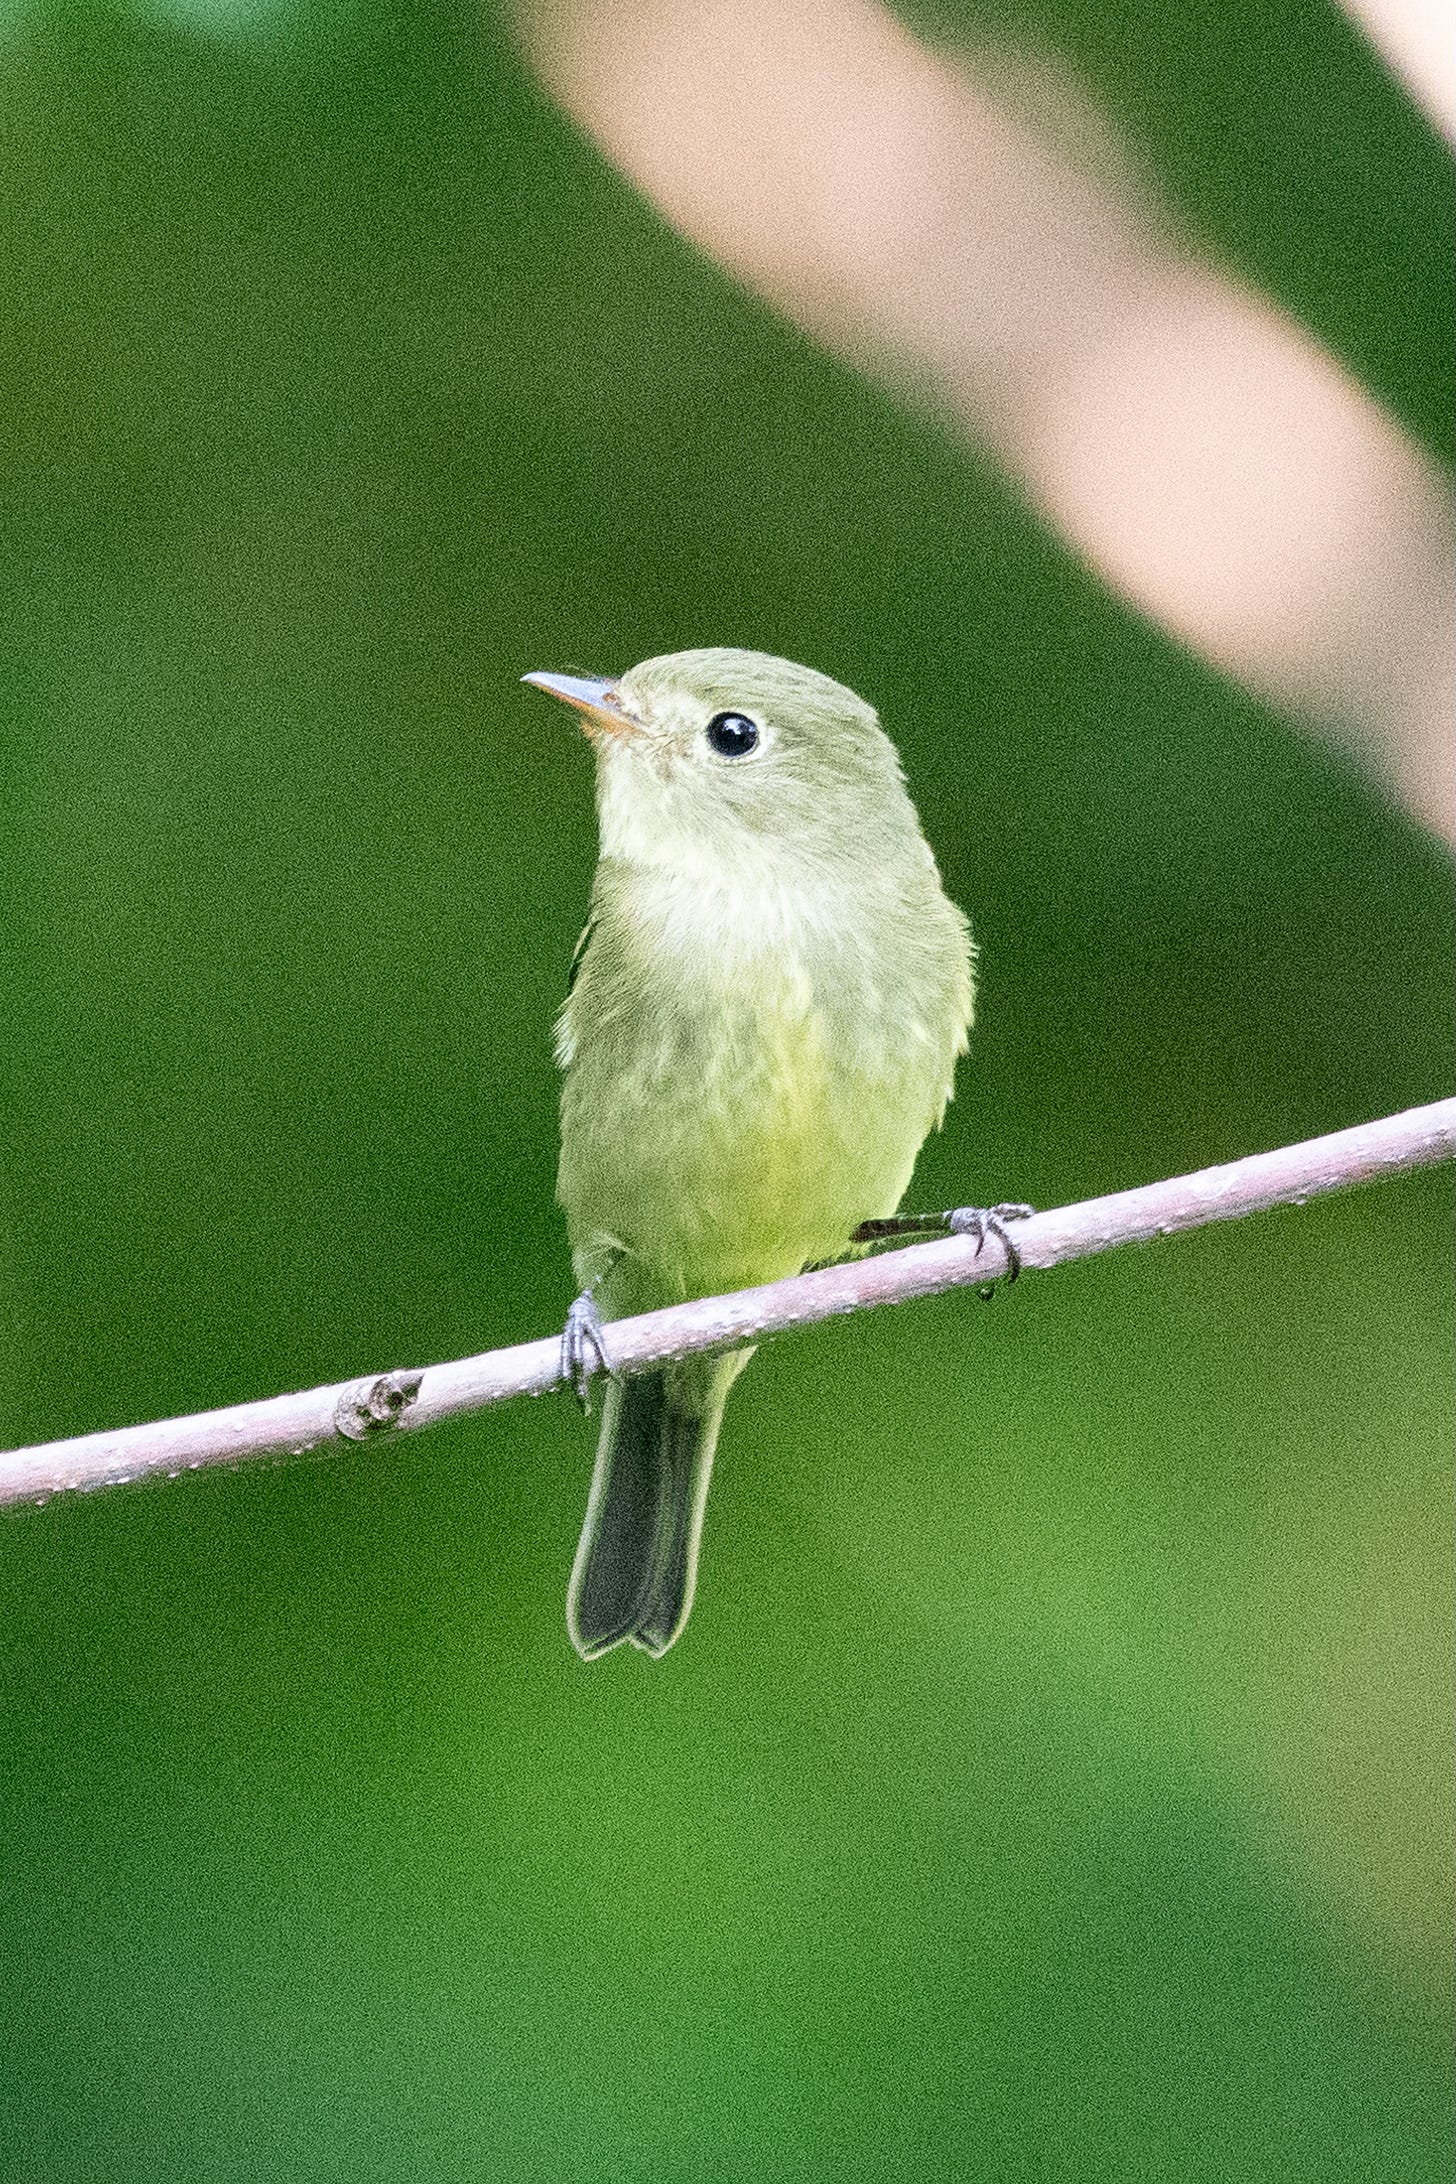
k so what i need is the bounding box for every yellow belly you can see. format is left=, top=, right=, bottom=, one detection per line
left=559, top=975, right=932, bottom=1303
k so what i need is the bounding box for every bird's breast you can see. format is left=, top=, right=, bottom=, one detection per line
left=557, top=864, right=965, bottom=1298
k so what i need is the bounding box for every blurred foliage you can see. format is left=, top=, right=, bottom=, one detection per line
left=0, top=3, right=1451, bottom=2179
left=909, top=0, right=1453, bottom=457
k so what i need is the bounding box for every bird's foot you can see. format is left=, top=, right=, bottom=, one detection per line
left=947, top=1202, right=1034, bottom=1295
left=561, top=1288, right=616, bottom=1414
left=943, top=1202, right=1035, bottom=1281
left=852, top=1201, right=1034, bottom=1295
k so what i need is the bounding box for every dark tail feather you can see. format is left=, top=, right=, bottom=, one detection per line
left=567, top=1368, right=727, bottom=1661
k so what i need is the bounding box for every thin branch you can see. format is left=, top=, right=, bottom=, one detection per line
left=3, top=1098, right=1452, bottom=1510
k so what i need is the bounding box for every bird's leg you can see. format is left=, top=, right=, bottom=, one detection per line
left=561, top=1261, right=621, bottom=1415
left=852, top=1202, right=1035, bottom=1286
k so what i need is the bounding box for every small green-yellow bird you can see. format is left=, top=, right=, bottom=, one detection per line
left=525, top=648, right=978, bottom=1661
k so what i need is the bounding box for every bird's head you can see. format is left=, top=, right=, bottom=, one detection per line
left=523, top=647, right=922, bottom=880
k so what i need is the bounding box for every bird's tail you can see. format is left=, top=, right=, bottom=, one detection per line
left=567, top=1355, right=744, bottom=1660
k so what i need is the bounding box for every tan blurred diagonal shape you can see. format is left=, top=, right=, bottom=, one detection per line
left=516, top=0, right=1455, bottom=841
left=1339, top=0, right=1455, bottom=144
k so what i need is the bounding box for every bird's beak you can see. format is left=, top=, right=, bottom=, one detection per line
left=522, top=670, right=636, bottom=742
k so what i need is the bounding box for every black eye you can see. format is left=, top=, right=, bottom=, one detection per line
left=704, top=710, right=760, bottom=758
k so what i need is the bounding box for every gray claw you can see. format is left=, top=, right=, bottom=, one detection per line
left=561, top=1290, right=614, bottom=1413
left=946, top=1201, right=1034, bottom=1282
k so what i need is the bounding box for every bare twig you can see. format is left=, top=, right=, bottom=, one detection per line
left=2, top=1099, right=1452, bottom=1510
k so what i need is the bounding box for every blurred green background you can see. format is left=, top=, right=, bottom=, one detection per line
left=1, top=3, right=1451, bottom=2178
